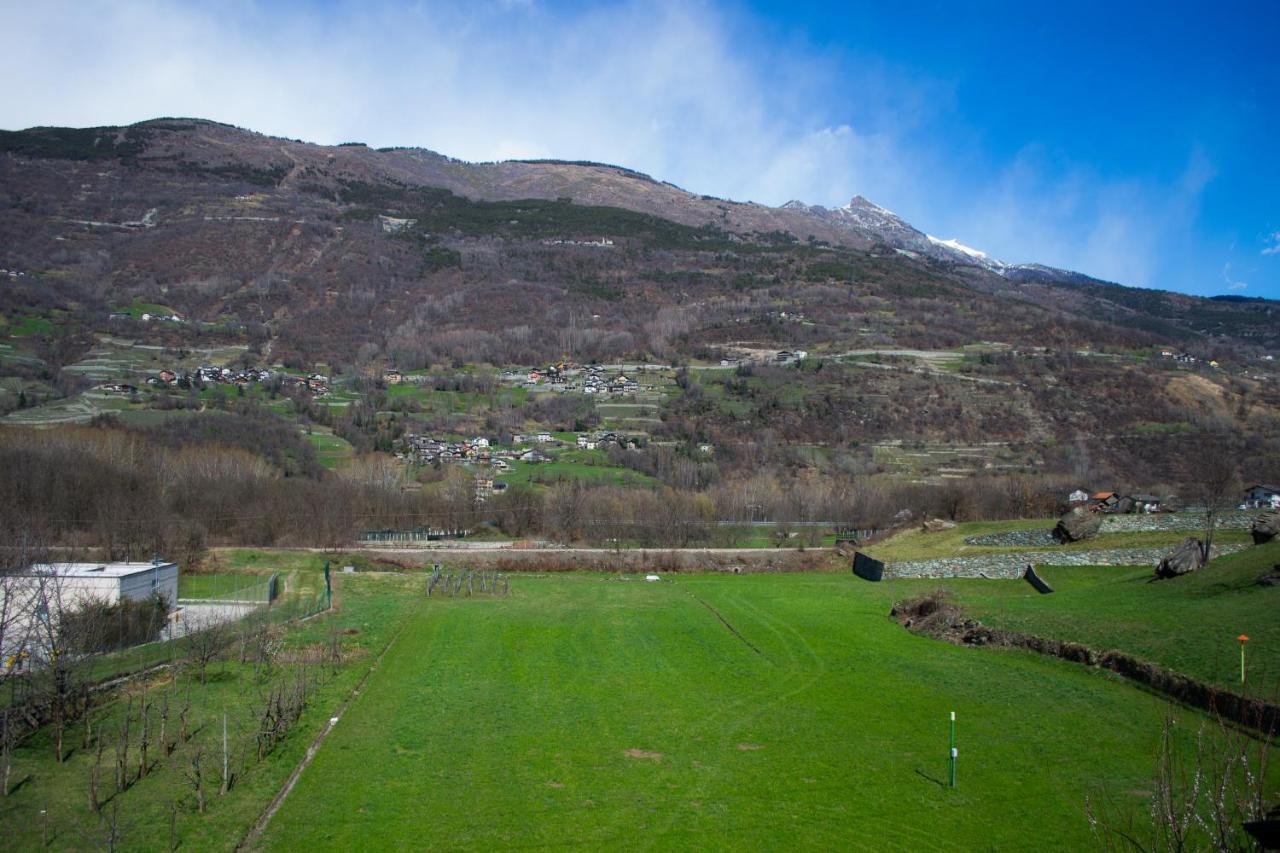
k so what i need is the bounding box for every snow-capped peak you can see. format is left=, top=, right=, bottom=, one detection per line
left=927, top=235, right=990, bottom=261
left=779, top=193, right=1080, bottom=280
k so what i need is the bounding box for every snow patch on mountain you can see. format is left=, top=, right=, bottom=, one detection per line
left=926, top=235, right=989, bottom=261
left=925, top=235, right=1011, bottom=272
left=779, top=194, right=1102, bottom=284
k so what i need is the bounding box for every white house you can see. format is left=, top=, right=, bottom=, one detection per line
left=1068, top=489, right=1089, bottom=504
left=1242, top=484, right=1280, bottom=509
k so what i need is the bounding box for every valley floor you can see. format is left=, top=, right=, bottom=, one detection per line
left=2, top=548, right=1275, bottom=850
left=259, top=571, right=1274, bottom=850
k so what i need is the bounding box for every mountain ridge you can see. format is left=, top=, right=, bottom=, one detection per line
left=0, top=118, right=1130, bottom=293
left=1, top=117, right=1276, bottom=368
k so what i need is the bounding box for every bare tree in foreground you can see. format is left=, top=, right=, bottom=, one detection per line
left=1183, top=434, right=1243, bottom=563
left=1087, top=705, right=1273, bottom=851
left=184, top=615, right=232, bottom=685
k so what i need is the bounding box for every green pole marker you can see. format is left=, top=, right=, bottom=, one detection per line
left=324, top=560, right=332, bottom=608
left=1237, top=635, right=1249, bottom=686
left=949, top=711, right=957, bottom=788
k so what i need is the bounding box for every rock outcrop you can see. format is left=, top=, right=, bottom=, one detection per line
left=1251, top=510, right=1280, bottom=545
left=1052, top=508, right=1102, bottom=543
left=922, top=518, right=956, bottom=533
left=1155, top=537, right=1208, bottom=579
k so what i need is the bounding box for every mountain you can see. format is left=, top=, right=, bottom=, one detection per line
left=0, top=119, right=1169, bottom=288
left=782, top=196, right=1113, bottom=286
left=0, top=117, right=1276, bottom=363
left=1, top=118, right=1278, bottom=487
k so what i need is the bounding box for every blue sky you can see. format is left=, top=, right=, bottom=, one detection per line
left=3, top=0, right=1278, bottom=297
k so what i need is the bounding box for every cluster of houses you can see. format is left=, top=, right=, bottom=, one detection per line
left=145, top=366, right=330, bottom=395
left=715, top=348, right=809, bottom=368
left=1068, top=490, right=1168, bottom=514
left=403, top=429, right=641, bottom=467
left=403, top=435, right=546, bottom=469
left=1159, top=350, right=1219, bottom=368
left=540, top=238, right=615, bottom=247
left=0, top=267, right=29, bottom=279
left=574, top=431, right=640, bottom=451
left=516, top=363, right=642, bottom=395
left=1067, top=484, right=1280, bottom=513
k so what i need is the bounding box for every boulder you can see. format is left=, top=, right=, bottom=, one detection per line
left=1251, top=510, right=1280, bottom=545
left=891, top=508, right=915, bottom=527
left=922, top=518, right=957, bottom=533
left=1052, top=508, right=1102, bottom=543
left=834, top=539, right=859, bottom=557
left=1155, top=537, right=1207, bottom=579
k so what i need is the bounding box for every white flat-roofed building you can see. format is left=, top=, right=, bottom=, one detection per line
left=18, top=561, right=178, bottom=607
left=2, top=561, right=179, bottom=660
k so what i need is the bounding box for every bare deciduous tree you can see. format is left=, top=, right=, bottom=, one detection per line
left=1087, top=706, right=1273, bottom=851
left=184, top=616, right=231, bottom=685
left=1183, top=434, right=1242, bottom=563
left=186, top=747, right=205, bottom=814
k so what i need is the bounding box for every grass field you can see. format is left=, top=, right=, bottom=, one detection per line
left=500, top=449, right=657, bottom=488
left=3, top=546, right=1276, bottom=850
left=259, top=571, right=1276, bottom=849
left=864, top=517, right=1251, bottom=562
left=304, top=430, right=356, bottom=469
left=178, top=573, right=273, bottom=601
left=892, top=541, right=1280, bottom=693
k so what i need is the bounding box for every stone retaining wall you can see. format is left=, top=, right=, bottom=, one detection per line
left=962, top=511, right=1263, bottom=547
left=884, top=543, right=1248, bottom=580
left=1097, top=511, right=1260, bottom=533
left=964, top=529, right=1057, bottom=547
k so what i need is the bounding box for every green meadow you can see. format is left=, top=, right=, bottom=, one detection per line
left=2, top=545, right=1276, bottom=850
left=261, top=569, right=1278, bottom=850
left=897, top=541, right=1280, bottom=692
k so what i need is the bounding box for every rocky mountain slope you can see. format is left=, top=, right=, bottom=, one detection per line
left=1, top=118, right=1278, bottom=486
left=3, top=119, right=1274, bottom=342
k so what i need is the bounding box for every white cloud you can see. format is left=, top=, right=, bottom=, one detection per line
left=1222, top=262, right=1248, bottom=291
left=1262, top=231, right=1280, bottom=255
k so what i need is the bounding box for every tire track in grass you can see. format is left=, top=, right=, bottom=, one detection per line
left=701, top=592, right=960, bottom=853
left=650, top=582, right=938, bottom=851
left=687, top=590, right=766, bottom=657
left=641, top=581, right=834, bottom=851
left=238, top=596, right=423, bottom=851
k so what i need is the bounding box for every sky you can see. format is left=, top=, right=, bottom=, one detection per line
left=2, top=0, right=1278, bottom=298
